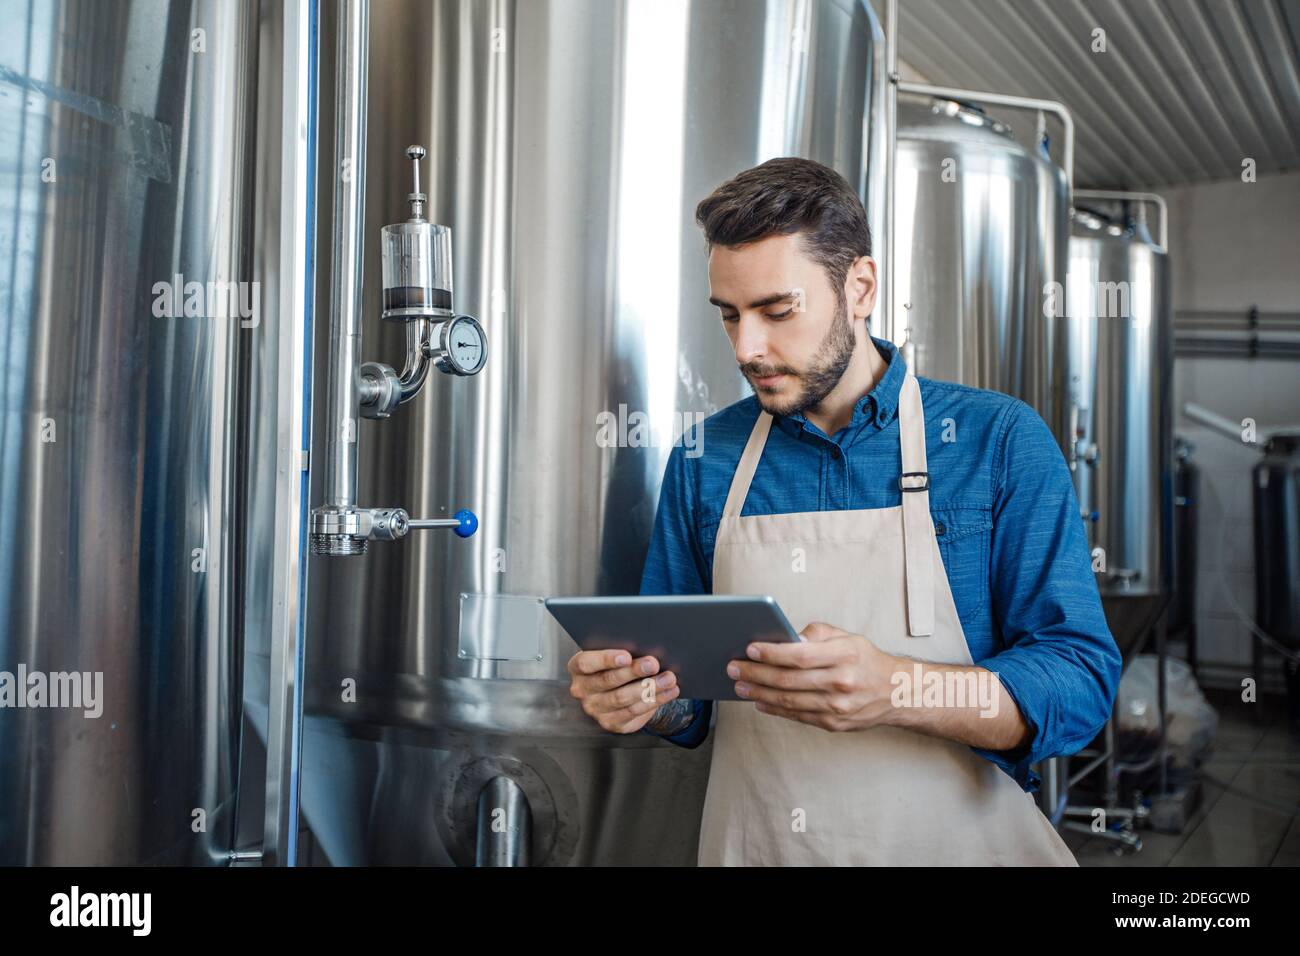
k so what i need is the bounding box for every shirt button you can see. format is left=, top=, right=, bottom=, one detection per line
left=935, top=521, right=946, bottom=536
left=830, top=445, right=842, bottom=460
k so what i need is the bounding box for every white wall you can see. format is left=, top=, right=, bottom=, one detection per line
left=1165, top=170, right=1300, bottom=690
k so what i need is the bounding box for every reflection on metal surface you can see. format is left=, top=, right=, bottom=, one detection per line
left=1066, top=201, right=1173, bottom=656
left=0, top=0, right=261, bottom=864
left=0, top=62, right=172, bottom=181
left=251, top=0, right=317, bottom=868
left=302, top=0, right=885, bottom=865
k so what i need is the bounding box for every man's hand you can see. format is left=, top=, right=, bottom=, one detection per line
left=730, top=621, right=1033, bottom=751
left=727, top=621, right=899, bottom=732
left=567, top=649, right=680, bottom=734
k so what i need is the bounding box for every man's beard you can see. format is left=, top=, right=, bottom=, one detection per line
left=744, top=293, right=856, bottom=419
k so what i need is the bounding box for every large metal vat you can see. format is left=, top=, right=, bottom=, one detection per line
left=1252, top=434, right=1300, bottom=722
left=0, top=0, right=264, bottom=864
left=300, top=0, right=886, bottom=865
left=1253, top=435, right=1300, bottom=649
left=1065, top=205, right=1173, bottom=655
left=890, top=94, right=1069, bottom=419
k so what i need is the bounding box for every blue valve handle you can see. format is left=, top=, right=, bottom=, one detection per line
left=454, top=508, right=478, bottom=538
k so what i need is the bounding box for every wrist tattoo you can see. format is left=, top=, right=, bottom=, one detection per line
left=645, top=698, right=697, bottom=736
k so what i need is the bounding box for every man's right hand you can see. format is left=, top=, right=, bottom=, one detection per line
left=567, top=649, right=680, bottom=734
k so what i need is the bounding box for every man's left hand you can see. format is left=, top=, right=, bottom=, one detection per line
left=728, top=621, right=901, bottom=732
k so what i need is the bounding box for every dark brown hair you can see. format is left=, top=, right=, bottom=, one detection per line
left=694, top=157, right=872, bottom=295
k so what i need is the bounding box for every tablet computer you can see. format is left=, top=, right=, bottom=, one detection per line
left=544, top=594, right=802, bottom=701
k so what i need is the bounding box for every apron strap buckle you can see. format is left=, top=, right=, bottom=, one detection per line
left=899, top=471, right=930, bottom=493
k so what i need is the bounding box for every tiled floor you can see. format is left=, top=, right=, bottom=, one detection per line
left=1064, top=696, right=1300, bottom=866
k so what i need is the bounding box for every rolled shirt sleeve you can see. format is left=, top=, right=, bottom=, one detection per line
left=972, top=400, right=1123, bottom=791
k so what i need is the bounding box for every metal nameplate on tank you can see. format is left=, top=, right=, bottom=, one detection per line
left=457, top=593, right=547, bottom=663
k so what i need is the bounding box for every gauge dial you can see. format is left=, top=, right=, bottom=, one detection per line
left=436, top=315, right=487, bottom=375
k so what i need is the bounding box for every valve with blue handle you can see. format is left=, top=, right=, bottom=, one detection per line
left=366, top=507, right=478, bottom=541
left=404, top=508, right=478, bottom=538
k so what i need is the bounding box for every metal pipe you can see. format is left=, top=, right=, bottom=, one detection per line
left=1175, top=314, right=1294, bottom=332
left=1181, top=402, right=1247, bottom=442
left=1176, top=336, right=1300, bottom=360
left=1074, top=188, right=1167, bottom=250
left=877, top=0, right=897, bottom=346
left=263, top=0, right=317, bottom=867
left=406, top=517, right=462, bottom=530
left=322, top=0, right=369, bottom=509
left=896, top=80, right=1075, bottom=197
left=397, top=319, right=433, bottom=404
left=475, top=776, right=532, bottom=866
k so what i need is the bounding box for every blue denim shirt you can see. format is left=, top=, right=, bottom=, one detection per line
left=638, top=336, right=1121, bottom=792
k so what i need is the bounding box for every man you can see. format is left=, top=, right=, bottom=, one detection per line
left=567, top=157, right=1121, bottom=865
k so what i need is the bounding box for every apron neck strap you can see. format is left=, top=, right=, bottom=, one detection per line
left=718, top=373, right=936, bottom=639
left=722, top=410, right=773, bottom=518
left=898, top=371, right=935, bottom=636
left=898, top=371, right=929, bottom=478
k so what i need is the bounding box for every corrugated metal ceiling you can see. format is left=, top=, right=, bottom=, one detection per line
left=886, top=0, right=1300, bottom=189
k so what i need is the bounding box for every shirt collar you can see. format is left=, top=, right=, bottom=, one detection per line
left=772, top=335, right=908, bottom=441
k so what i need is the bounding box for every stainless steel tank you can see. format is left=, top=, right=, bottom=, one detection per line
left=1252, top=434, right=1300, bottom=722
left=890, top=94, right=1070, bottom=418
left=0, top=0, right=264, bottom=864
left=301, top=0, right=885, bottom=865
left=1253, top=435, right=1300, bottom=652
left=1065, top=206, right=1173, bottom=657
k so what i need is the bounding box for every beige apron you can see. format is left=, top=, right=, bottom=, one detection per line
left=698, top=372, right=1078, bottom=866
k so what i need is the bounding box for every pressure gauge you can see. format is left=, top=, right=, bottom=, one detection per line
left=430, top=315, right=488, bottom=376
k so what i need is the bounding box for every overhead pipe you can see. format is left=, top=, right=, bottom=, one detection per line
left=894, top=79, right=1075, bottom=198
left=1074, top=188, right=1168, bottom=250
left=873, top=0, right=896, bottom=348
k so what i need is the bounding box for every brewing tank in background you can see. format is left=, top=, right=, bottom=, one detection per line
left=300, top=0, right=885, bottom=866
left=1252, top=434, right=1300, bottom=723
left=1065, top=207, right=1174, bottom=657
left=0, top=0, right=263, bottom=864
left=891, top=94, right=1070, bottom=420
left=1253, top=435, right=1300, bottom=652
